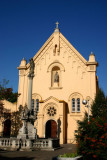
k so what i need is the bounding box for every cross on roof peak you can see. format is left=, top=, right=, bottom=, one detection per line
left=56, top=22, right=59, bottom=29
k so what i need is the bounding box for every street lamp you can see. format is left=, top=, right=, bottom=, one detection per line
left=82, top=99, right=89, bottom=122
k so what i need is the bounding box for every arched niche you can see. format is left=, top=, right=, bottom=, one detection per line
left=47, top=61, right=65, bottom=72
left=51, top=66, right=60, bottom=87
left=47, top=61, right=65, bottom=88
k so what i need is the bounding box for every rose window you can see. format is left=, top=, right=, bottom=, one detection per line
left=47, top=107, right=56, bottom=116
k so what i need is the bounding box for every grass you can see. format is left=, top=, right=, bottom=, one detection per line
left=59, top=152, right=78, bottom=158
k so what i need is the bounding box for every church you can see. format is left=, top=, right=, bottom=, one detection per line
left=17, top=23, right=98, bottom=144
left=2, top=23, right=99, bottom=144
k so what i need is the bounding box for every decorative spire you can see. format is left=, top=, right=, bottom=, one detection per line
left=54, top=21, right=60, bottom=32
left=89, top=51, right=95, bottom=62
left=20, top=57, right=27, bottom=67
left=90, top=51, right=94, bottom=55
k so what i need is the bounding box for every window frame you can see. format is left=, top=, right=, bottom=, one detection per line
left=36, top=99, right=39, bottom=112
left=72, top=98, right=75, bottom=112
left=71, top=98, right=81, bottom=113
left=77, top=98, right=81, bottom=112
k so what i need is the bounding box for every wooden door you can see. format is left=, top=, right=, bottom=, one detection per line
left=51, top=120, right=57, bottom=138
left=45, top=120, right=57, bottom=138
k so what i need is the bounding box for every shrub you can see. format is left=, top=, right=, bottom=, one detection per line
left=59, top=152, right=78, bottom=158
left=76, top=116, right=107, bottom=159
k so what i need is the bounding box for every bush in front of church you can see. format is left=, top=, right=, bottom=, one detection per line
left=75, top=89, right=107, bottom=160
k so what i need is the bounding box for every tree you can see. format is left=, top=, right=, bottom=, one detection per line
left=0, top=79, right=22, bottom=137
left=91, top=89, right=107, bottom=118
left=11, top=106, right=23, bottom=137
left=75, top=89, right=107, bottom=160
left=0, top=79, right=18, bottom=103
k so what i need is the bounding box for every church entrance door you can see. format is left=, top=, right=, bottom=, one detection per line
left=3, top=119, right=11, bottom=137
left=45, top=120, right=57, bottom=138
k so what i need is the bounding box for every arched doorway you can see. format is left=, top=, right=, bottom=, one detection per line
left=45, top=120, right=57, bottom=138
left=3, top=119, right=11, bottom=137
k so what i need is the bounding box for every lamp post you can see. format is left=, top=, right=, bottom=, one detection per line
left=82, top=99, right=89, bottom=122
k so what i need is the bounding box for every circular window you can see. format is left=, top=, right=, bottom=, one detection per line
left=47, top=107, right=56, bottom=116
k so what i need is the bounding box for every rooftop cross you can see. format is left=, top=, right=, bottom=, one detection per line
left=56, top=22, right=59, bottom=29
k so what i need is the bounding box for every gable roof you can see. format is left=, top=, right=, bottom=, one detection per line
left=60, top=32, right=87, bottom=64
left=26, top=30, right=88, bottom=68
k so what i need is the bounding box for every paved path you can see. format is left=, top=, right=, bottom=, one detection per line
left=0, top=144, right=77, bottom=160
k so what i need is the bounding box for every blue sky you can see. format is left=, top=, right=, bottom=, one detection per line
left=0, top=0, right=107, bottom=95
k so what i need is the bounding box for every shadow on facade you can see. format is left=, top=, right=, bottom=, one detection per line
left=3, top=119, right=11, bottom=138
left=65, top=103, right=68, bottom=143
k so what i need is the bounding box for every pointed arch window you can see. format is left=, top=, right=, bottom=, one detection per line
left=71, top=98, right=81, bottom=112
left=31, top=99, right=39, bottom=112
left=31, top=99, right=35, bottom=109
left=36, top=99, right=39, bottom=112
left=31, top=99, right=35, bottom=115
left=77, top=98, right=80, bottom=112
left=69, top=93, right=82, bottom=113
left=72, top=98, right=75, bottom=112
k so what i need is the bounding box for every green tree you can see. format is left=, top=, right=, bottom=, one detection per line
left=0, top=79, right=18, bottom=102
left=75, top=89, right=107, bottom=160
left=91, top=89, right=107, bottom=118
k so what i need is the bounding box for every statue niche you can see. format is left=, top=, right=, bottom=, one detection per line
left=52, top=66, right=60, bottom=87
left=54, top=71, right=59, bottom=83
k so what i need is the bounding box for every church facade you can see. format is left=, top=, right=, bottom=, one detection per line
left=17, top=25, right=98, bottom=144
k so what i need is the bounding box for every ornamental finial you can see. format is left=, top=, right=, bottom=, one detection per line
left=54, top=22, right=60, bottom=32
left=56, top=21, right=59, bottom=29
